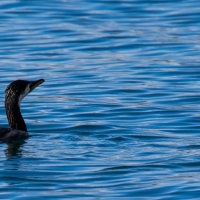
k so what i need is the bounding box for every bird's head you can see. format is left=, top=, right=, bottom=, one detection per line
left=5, top=79, right=45, bottom=105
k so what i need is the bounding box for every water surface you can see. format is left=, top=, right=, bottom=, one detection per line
left=0, top=0, right=200, bottom=199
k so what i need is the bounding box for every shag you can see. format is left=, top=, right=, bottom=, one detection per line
left=0, top=79, right=44, bottom=143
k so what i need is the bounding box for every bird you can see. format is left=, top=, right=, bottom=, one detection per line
left=0, top=79, right=44, bottom=143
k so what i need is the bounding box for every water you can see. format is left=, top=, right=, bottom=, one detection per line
left=0, top=0, right=200, bottom=199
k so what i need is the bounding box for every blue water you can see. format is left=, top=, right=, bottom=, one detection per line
left=0, top=0, right=200, bottom=199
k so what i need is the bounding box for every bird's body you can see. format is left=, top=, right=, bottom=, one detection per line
left=0, top=128, right=29, bottom=143
left=0, top=79, right=44, bottom=143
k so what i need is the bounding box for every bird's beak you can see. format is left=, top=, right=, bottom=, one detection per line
left=29, top=79, right=45, bottom=92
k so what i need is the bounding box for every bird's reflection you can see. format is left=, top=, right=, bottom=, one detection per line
left=4, top=141, right=25, bottom=159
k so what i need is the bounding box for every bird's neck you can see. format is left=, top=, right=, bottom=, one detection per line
left=5, top=96, right=27, bottom=132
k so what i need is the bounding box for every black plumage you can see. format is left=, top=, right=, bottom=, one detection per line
left=0, top=79, right=44, bottom=143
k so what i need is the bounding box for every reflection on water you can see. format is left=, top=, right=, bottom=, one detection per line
left=4, top=143, right=24, bottom=159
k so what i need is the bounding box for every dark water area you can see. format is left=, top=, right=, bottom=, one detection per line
left=0, top=0, right=200, bottom=199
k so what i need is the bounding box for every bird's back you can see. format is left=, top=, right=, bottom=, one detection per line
left=0, top=128, right=29, bottom=143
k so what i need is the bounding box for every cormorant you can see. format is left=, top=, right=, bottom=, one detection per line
left=0, top=79, right=44, bottom=143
